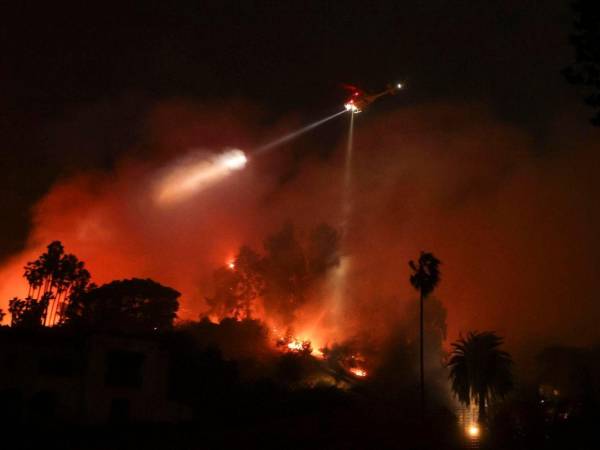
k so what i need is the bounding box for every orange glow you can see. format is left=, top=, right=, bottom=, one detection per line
left=312, top=348, right=324, bottom=358
left=287, top=339, right=305, bottom=351
left=467, top=424, right=480, bottom=438
left=2, top=100, right=599, bottom=353
left=275, top=334, right=326, bottom=357
left=349, top=367, right=367, bottom=377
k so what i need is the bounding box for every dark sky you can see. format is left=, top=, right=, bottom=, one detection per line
left=0, top=0, right=586, bottom=258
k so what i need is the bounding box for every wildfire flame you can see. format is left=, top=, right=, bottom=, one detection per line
left=276, top=335, right=325, bottom=358
left=278, top=336, right=312, bottom=354
left=287, top=339, right=305, bottom=351
left=349, top=367, right=367, bottom=377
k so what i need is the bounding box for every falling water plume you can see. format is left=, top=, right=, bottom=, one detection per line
left=154, top=148, right=248, bottom=204
left=342, top=111, right=355, bottom=232
left=329, top=112, right=355, bottom=327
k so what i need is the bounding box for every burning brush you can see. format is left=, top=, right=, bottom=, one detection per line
left=276, top=335, right=314, bottom=355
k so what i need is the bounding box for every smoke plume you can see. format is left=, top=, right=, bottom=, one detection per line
left=1, top=98, right=599, bottom=355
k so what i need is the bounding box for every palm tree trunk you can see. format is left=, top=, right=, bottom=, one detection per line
left=478, top=392, right=487, bottom=423
left=47, top=291, right=57, bottom=326
left=420, top=289, right=425, bottom=415
left=41, top=276, right=52, bottom=325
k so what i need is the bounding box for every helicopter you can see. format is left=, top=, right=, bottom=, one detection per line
left=343, top=82, right=404, bottom=113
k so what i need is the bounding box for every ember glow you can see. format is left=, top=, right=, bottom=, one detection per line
left=287, top=338, right=307, bottom=352
left=277, top=335, right=315, bottom=354
left=271, top=331, right=326, bottom=358
left=349, top=367, right=367, bottom=377
left=155, top=149, right=247, bottom=204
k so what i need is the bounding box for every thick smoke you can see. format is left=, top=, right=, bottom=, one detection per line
left=1, top=99, right=599, bottom=355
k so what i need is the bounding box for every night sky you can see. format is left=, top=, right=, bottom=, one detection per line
left=1, top=1, right=599, bottom=347
left=1, top=1, right=584, bottom=254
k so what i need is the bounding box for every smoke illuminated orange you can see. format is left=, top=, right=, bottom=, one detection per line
left=1, top=100, right=599, bottom=354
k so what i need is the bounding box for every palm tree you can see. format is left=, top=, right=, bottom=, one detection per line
left=21, top=241, right=91, bottom=326
left=448, top=331, right=513, bottom=422
left=409, top=251, right=441, bottom=412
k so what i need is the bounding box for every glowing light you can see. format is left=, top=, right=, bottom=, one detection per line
left=227, top=261, right=235, bottom=270
left=467, top=424, right=480, bottom=438
left=277, top=335, right=326, bottom=356
left=344, top=102, right=361, bottom=113
left=397, top=83, right=403, bottom=89
left=155, top=149, right=247, bottom=204
left=222, top=150, right=247, bottom=170
left=349, top=367, right=367, bottom=377
left=287, top=340, right=304, bottom=351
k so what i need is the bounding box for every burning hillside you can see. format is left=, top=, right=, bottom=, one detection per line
left=1, top=99, right=600, bottom=360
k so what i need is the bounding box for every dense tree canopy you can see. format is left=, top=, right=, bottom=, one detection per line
left=409, top=252, right=441, bottom=298
left=448, top=331, right=513, bottom=422
left=8, top=241, right=91, bottom=328
left=206, top=246, right=264, bottom=320
left=207, top=222, right=340, bottom=323
left=67, top=278, right=180, bottom=332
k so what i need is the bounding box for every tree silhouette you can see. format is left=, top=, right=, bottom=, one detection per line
left=0, top=309, right=5, bottom=323
left=409, top=251, right=441, bottom=412
left=563, top=0, right=600, bottom=125
left=262, top=222, right=340, bottom=323
left=181, top=317, right=272, bottom=361
left=262, top=222, right=308, bottom=321
left=206, top=246, right=265, bottom=320
left=206, top=222, right=341, bottom=324
left=67, top=278, right=179, bottom=332
left=8, top=295, right=49, bottom=328
left=234, top=246, right=265, bottom=318
left=448, top=331, right=513, bottom=423
left=8, top=241, right=90, bottom=327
